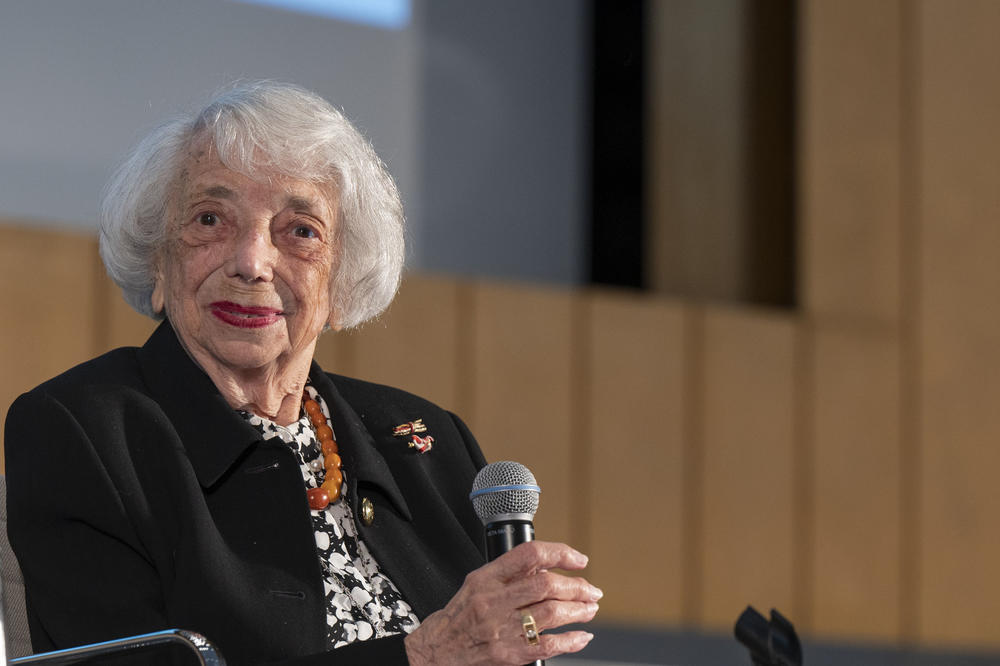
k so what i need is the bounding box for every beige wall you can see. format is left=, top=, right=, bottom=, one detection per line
left=799, top=0, right=1000, bottom=647
left=4, top=0, right=1000, bottom=651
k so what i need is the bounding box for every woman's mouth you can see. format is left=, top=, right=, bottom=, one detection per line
left=210, top=301, right=283, bottom=329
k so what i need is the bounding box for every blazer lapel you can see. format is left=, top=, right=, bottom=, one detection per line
left=136, top=321, right=261, bottom=488
left=135, top=323, right=470, bottom=623
left=136, top=322, right=328, bottom=654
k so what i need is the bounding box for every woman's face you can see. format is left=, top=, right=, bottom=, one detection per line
left=154, top=143, right=339, bottom=374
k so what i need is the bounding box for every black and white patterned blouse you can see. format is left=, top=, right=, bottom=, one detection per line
left=239, top=386, right=421, bottom=649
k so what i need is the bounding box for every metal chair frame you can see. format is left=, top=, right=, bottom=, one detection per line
left=7, top=628, right=225, bottom=666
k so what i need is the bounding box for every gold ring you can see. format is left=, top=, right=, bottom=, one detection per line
left=521, top=612, right=540, bottom=646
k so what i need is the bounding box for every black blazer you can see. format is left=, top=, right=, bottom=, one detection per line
left=4, top=322, right=487, bottom=665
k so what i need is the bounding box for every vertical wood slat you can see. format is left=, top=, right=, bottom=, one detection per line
left=469, top=282, right=576, bottom=547
left=586, top=291, right=687, bottom=624
left=698, top=308, right=798, bottom=630
left=799, top=0, right=902, bottom=323
left=0, top=225, right=102, bottom=469
left=681, top=309, right=705, bottom=625
left=810, top=325, right=901, bottom=641
left=918, top=0, right=1000, bottom=647
left=897, top=0, right=921, bottom=644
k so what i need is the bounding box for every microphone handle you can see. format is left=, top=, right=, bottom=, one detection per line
left=484, top=520, right=542, bottom=666
left=485, top=520, right=535, bottom=561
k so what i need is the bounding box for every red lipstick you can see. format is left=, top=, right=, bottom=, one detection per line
left=210, top=301, right=283, bottom=328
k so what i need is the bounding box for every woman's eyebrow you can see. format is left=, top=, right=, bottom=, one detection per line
left=286, top=195, right=323, bottom=211
left=201, top=185, right=236, bottom=199
left=285, top=195, right=316, bottom=208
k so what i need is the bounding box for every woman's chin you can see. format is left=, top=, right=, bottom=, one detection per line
left=198, top=337, right=297, bottom=373
left=221, top=352, right=282, bottom=372
left=176, top=316, right=321, bottom=376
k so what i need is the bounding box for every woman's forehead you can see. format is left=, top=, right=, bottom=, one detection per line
left=178, top=145, right=338, bottom=211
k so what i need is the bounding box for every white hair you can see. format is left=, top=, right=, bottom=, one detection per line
left=99, top=80, right=405, bottom=329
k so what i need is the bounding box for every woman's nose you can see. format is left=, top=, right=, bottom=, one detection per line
left=228, top=228, right=277, bottom=282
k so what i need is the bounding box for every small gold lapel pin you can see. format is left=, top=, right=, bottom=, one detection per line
left=409, top=434, right=434, bottom=453
left=392, top=419, right=427, bottom=437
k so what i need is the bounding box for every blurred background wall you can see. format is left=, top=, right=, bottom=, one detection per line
left=3, top=0, right=1000, bottom=663
left=0, top=0, right=588, bottom=283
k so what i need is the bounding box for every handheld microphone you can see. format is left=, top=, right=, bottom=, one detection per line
left=470, top=461, right=543, bottom=666
left=470, top=461, right=541, bottom=560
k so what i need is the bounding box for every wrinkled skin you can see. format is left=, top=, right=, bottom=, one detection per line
left=405, top=541, right=601, bottom=665
left=153, top=141, right=340, bottom=424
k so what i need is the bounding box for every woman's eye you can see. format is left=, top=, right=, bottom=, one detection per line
left=293, top=225, right=318, bottom=239
left=197, top=212, right=219, bottom=226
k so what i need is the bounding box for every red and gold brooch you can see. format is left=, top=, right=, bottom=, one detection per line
left=392, top=419, right=434, bottom=453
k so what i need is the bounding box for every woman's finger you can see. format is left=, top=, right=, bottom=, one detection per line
left=490, top=541, right=589, bottom=580
left=498, top=569, right=603, bottom=611
left=513, top=629, right=595, bottom=663
left=512, top=598, right=600, bottom=637
left=491, top=608, right=595, bottom=665
left=404, top=541, right=601, bottom=665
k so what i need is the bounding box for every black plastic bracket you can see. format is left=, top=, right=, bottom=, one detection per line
left=734, top=605, right=803, bottom=666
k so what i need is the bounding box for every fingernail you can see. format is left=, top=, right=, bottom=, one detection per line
left=583, top=632, right=595, bottom=644
left=590, top=586, right=604, bottom=601
left=587, top=602, right=600, bottom=614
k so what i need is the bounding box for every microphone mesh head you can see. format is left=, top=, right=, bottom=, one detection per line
left=470, top=461, right=540, bottom=525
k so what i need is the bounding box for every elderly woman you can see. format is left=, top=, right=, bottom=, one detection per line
left=4, top=81, right=599, bottom=665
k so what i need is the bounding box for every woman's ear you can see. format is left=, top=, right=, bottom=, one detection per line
left=326, top=309, right=343, bottom=332
left=151, top=264, right=165, bottom=315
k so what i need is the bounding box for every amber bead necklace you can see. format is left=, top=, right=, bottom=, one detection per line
left=303, top=391, right=344, bottom=510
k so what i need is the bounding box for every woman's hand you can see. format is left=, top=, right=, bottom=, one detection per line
left=404, top=541, right=601, bottom=665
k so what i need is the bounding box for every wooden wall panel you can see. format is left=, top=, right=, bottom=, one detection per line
left=799, top=0, right=902, bottom=323
left=586, top=291, right=687, bottom=624
left=699, top=308, right=798, bottom=630
left=312, top=330, right=357, bottom=384
left=810, top=325, right=901, bottom=641
left=918, top=0, right=1000, bottom=647
left=334, top=274, right=464, bottom=415
left=101, top=269, right=158, bottom=352
left=469, top=282, right=576, bottom=547
left=0, top=224, right=102, bottom=469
